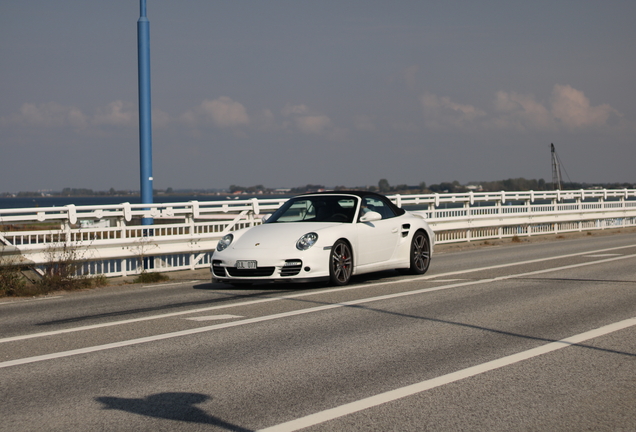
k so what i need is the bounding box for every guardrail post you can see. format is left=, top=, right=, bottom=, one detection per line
left=118, top=217, right=127, bottom=239
left=63, top=220, right=72, bottom=247
left=599, top=195, right=605, bottom=230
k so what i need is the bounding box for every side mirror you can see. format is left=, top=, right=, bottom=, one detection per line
left=359, top=211, right=382, bottom=223
left=261, top=214, right=271, bottom=222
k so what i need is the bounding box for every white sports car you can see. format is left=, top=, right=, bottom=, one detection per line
left=211, top=191, right=434, bottom=286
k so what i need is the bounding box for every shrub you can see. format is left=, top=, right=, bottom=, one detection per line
left=133, top=272, right=169, bottom=284
left=0, top=265, right=26, bottom=297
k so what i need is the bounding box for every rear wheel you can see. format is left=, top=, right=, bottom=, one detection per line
left=329, top=240, right=353, bottom=285
left=409, top=231, right=431, bottom=275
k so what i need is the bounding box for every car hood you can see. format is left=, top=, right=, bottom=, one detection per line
left=231, top=222, right=342, bottom=250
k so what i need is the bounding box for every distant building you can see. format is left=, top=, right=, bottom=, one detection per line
left=465, top=184, right=483, bottom=192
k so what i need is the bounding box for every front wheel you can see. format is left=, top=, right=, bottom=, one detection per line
left=409, top=231, right=431, bottom=275
left=329, top=240, right=353, bottom=286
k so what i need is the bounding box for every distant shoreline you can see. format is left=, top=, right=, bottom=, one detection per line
left=0, top=194, right=294, bottom=210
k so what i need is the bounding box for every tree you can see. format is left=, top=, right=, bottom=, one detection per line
left=378, top=179, right=390, bottom=193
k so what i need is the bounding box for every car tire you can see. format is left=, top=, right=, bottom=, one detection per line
left=329, top=240, right=353, bottom=286
left=408, top=230, right=431, bottom=275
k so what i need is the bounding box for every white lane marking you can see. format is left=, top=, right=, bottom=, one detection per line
left=2, top=243, right=635, bottom=344
left=419, top=243, right=635, bottom=280
left=0, top=296, right=62, bottom=305
left=257, top=317, right=636, bottom=432
left=2, top=253, right=635, bottom=369
left=584, top=254, right=622, bottom=258
left=185, top=315, right=243, bottom=321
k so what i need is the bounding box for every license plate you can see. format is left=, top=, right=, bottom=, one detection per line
left=235, top=260, right=257, bottom=269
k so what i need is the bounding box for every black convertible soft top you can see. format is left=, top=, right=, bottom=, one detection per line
left=297, top=190, right=406, bottom=216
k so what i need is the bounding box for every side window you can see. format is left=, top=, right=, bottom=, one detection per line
left=363, top=197, right=397, bottom=219
left=281, top=199, right=315, bottom=221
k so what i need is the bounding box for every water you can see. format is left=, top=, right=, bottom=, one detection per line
left=0, top=194, right=468, bottom=211
left=0, top=195, right=272, bottom=210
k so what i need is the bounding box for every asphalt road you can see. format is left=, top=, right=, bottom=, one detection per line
left=1, top=233, right=635, bottom=431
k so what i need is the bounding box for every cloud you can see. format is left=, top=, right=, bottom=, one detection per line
left=0, top=100, right=182, bottom=150
left=251, top=109, right=277, bottom=131
left=421, top=85, right=622, bottom=133
left=201, top=97, right=250, bottom=127
left=282, top=103, right=335, bottom=135
left=182, top=97, right=249, bottom=128
left=550, top=84, right=620, bottom=129
left=295, top=115, right=333, bottom=134
left=92, top=100, right=136, bottom=126
left=5, top=102, right=89, bottom=129
left=420, top=93, right=487, bottom=129
left=281, top=103, right=310, bottom=117
left=1, top=101, right=142, bottom=130
left=493, top=91, right=555, bottom=131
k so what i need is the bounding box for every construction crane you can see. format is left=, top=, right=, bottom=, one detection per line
left=551, top=143, right=563, bottom=190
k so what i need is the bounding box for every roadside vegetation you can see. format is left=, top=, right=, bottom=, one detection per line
left=1, top=222, right=171, bottom=298
left=132, top=272, right=169, bottom=284
left=0, top=259, right=172, bottom=298
left=0, top=262, right=108, bottom=298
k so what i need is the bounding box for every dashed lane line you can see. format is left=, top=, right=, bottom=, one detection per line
left=185, top=315, right=243, bottom=321
left=1, top=253, right=635, bottom=369
left=1, top=243, right=634, bottom=344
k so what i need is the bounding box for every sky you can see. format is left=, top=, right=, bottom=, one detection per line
left=1, top=0, right=635, bottom=192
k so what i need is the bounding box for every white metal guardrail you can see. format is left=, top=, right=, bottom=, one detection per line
left=1, top=189, right=635, bottom=278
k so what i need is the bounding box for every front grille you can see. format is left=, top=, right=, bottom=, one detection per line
left=212, top=260, right=226, bottom=277
left=281, top=260, right=303, bottom=276
left=226, top=267, right=276, bottom=277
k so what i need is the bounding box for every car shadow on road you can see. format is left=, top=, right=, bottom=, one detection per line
left=193, top=269, right=403, bottom=291
left=95, top=392, right=253, bottom=431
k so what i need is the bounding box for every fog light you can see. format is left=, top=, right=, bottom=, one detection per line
left=304, top=267, right=311, bottom=272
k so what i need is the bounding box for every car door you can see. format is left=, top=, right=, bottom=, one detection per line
left=355, top=196, right=400, bottom=266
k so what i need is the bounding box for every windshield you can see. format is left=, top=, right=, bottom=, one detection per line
left=266, top=196, right=358, bottom=223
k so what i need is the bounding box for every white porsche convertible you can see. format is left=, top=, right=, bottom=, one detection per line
left=211, top=191, right=434, bottom=286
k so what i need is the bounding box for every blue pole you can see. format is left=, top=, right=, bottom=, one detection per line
left=138, top=0, right=153, bottom=225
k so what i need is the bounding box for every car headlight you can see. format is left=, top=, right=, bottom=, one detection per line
left=296, top=232, right=318, bottom=251
left=217, top=233, right=234, bottom=252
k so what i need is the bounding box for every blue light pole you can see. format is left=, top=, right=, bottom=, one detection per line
left=138, top=0, right=153, bottom=225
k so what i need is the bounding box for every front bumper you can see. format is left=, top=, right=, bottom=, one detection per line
left=210, top=247, right=331, bottom=284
